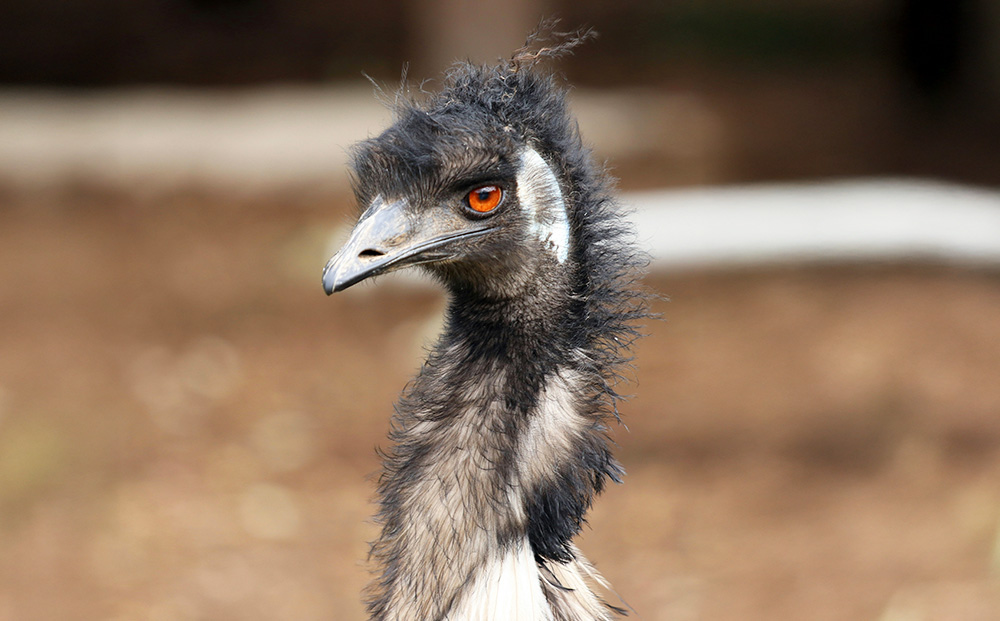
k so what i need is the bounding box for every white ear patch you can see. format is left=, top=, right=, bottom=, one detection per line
left=517, top=147, right=570, bottom=263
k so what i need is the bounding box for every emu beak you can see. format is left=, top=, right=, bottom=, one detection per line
left=322, top=197, right=493, bottom=294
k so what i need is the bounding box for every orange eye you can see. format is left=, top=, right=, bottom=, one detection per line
left=466, top=185, right=503, bottom=214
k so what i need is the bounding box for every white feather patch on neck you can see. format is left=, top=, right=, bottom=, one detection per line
left=447, top=538, right=554, bottom=621
left=517, top=147, right=570, bottom=263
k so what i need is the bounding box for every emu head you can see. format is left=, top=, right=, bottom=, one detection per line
left=322, top=65, right=580, bottom=300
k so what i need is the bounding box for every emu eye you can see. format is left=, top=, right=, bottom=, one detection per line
left=465, top=185, right=503, bottom=214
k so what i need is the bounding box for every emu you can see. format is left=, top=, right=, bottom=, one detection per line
left=323, top=33, right=644, bottom=620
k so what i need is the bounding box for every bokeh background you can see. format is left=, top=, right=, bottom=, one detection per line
left=2, top=1, right=1000, bottom=619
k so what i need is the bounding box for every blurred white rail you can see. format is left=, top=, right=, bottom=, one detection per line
left=0, top=87, right=391, bottom=191
left=630, top=180, right=1000, bottom=270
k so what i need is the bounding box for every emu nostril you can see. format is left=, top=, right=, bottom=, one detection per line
left=359, top=248, right=385, bottom=258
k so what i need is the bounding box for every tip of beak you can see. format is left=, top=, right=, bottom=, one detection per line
left=323, top=257, right=364, bottom=294
left=322, top=276, right=341, bottom=295
left=322, top=260, right=341, bottom=295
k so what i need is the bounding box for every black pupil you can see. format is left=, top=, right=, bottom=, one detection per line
left=477, top=188, right=493, bottom=202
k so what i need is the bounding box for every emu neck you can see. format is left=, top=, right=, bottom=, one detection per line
left=367, top=281, right=612, bottom=620
left=447, top=283, right=577, bottom=369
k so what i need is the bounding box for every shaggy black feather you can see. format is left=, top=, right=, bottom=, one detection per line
left=347, top=28, right=647, bottom=620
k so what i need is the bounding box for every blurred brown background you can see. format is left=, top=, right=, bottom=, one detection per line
left=2, top=1, right=1000, bottom=619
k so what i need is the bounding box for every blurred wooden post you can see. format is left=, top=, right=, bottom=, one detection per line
left=982, top=0, right=1000, bottom=105
left=407, top=0, right=545, bottom=78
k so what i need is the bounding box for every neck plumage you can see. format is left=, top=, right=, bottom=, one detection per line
left=366, top=286, right=622, bottom=621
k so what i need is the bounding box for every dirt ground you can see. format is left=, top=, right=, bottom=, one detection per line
left=1, top=190, right=1000, bottom=620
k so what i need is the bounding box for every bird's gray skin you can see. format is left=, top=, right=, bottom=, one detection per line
left=323, top=37, right=645, bottom=621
